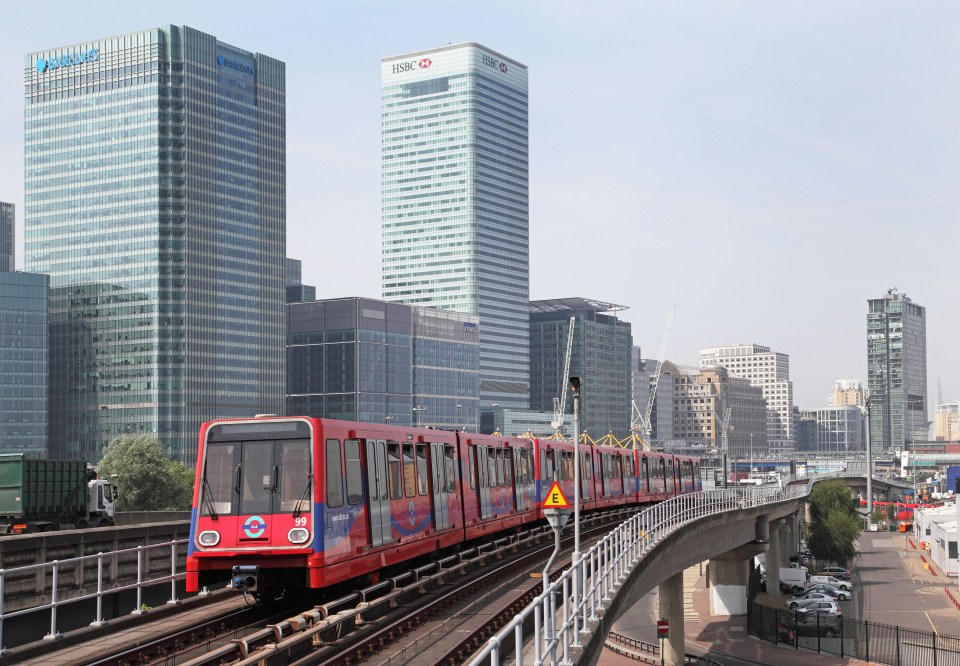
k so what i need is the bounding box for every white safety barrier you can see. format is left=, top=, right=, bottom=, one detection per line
left=467, top=480, right=813, bottom=666
left=0, top=538, right=189, bottom=651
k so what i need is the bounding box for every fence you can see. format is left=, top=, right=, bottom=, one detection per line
left=466, top=480, right=812, bottom=665
left=0, top=538, right=192, bottom=650
left=749, top=599, right=960, bottom=666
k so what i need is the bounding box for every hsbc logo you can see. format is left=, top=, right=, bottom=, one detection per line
left=391, top=58, right=432, bottom=74
left=481, top=53, right=508, bottom=74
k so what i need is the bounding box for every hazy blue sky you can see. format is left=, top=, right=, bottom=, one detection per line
left=2, top=2, right=957, bottom=414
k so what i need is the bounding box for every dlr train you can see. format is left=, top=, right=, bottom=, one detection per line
left=186, top=416, right=702, bottom=596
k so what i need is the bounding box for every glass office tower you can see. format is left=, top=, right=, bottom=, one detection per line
left=867, top=290, right=928, bottom=452
left=0, top=272, right=48, bottom=456
left=381, top=43, right=530, bottom=410
left=0, top=203, right=13, bottom=272
left=25, top=27, right=286, bottom=464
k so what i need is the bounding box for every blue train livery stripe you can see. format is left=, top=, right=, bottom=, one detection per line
left=187, top=507, right=198, bottom=556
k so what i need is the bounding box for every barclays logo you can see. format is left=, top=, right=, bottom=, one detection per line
left=36, top=48, right=99, bottom=74
left=464, top=322, right=478, bottom=334
left=218, top=53, right=255, bottom=76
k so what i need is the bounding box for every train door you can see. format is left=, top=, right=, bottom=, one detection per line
left=512, top=447, right=525, bottom=511
left=431, top=442, right=451, bottom=529
left=364, top=440, right=393, bottom=547
left=476, top=446, right=492, bottom=518
left=581, top=451, right=592, bottom=500
left=233, top=439, right=312, bottom=547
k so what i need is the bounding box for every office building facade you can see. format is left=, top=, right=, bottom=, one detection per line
left=0, top=272, right=48, bottom=456
left=816, top=405, right=866, bottom=453
left=867, top=290, right=928, bottom=452
left=529, top=298, right=632, bottom=438
left=935, top=403, right=960, bottom=442
left=829, top=378, right=865, bottom=407
left=0, top=202, right=13, bottom=272
left=381, top=43, right=530, bottom=410
left=287, top=297, right=479, bottom=430
left=25, top=26, right=286, bottom=464
left=699, top=343, right=795, bottom=453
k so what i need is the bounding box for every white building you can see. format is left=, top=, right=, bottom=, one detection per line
left=699, top=344, right=794, bottom=453
left=929, top=519, right=958, bottom=577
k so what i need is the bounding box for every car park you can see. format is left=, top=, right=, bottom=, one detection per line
left=785, top=591, right=839, bottom=609
left=803, top=583, right=848, bottom=601
left=808, top=575, right=852, bottom=591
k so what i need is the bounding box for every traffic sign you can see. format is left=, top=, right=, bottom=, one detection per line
left=656, top=619, right=669, bottom=638
left=543, top=481, right=570, bottom=508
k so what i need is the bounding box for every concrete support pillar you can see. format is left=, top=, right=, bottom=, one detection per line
left=767, top=518, right=785, bottom=594
left=658, top=571, right=685, bottom=665
left=708, top=558, right=750, bottom=615
left=780, top=520, right=792, bottom=562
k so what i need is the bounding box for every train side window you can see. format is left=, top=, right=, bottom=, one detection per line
left=387, top=441, right=402, bottom=500
left=567, top=452, right=574, bottom=481
left=445, top=445, right=456, bottom=493
left=325, top=439, right=343, bottom=508
left=417, top=444, right=429, bottom=495
left=468, top=447, right=476, bottom=489
left=496, top=448, right=504, bottom=487
left=505, top=448, right=513, bottom=485
left=403, top=443, right=416, bottom=498
left=345, top=439, right=363, bottom=505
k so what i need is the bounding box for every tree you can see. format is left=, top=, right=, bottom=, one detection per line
left=97, top=435, right=195, bottom=511
left=807, top=479, right=862, bottom=567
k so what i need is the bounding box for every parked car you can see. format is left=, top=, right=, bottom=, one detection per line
left=785, top=591, right=839, bottom=609
left=779, top=613, right=843, bottom=641
left=808, top=575, right=852, bottom=592
left=804, top=583, right=848, bottom=601
left=818, top=567, right=851, bottom=581
left=798, top=600, right=842, bottom=616
left=790, top=553, right=812, bottom=567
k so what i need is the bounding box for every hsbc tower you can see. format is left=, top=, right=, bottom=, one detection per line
left=381, top=43, right=530, bottom=413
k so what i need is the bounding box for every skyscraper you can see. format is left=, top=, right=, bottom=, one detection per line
left=699, top=344, right=795, bottom=453
left=381, top=43, right=530, bottom=409
left=867, top=289, right=928, bottom=452
left=25, top=27, right=286, bottom=464
left=0, top=202, right=13, bottom=272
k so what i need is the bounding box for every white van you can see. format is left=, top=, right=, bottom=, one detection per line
left=779, top=567, right=807, bottom=593
left=808, top=575, right=852, bottom=591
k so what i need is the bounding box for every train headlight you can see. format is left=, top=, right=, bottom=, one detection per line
left=198, top=530, right=220, bottom=547
left=288, top=527, right=310, bottom=544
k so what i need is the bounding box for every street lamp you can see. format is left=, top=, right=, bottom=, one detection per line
left=413, top=405, right=425, bottom=427
left=749, top=433, right=754, bottom=477
left=570, top=377, right=583, bottom=623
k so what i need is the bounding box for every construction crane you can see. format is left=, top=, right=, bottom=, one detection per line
left=550, top=316, right=576, bottom=437
left=630, top=308, right=674, bottom=451
left=715, top=407, right=732, bottom=488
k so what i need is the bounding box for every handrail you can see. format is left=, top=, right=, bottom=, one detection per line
left=467, top=478, right=814, bottom=665
left=0, top=538, right=190, bottom=649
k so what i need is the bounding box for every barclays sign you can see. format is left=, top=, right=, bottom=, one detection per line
left=218, top=54, right=255, bottom=76
left=35, top=48, right=99, bottom=74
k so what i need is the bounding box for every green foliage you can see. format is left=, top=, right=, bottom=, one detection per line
left=808, top=479, right=862, bottom=567
left=97, top=435, right=195, bottom=511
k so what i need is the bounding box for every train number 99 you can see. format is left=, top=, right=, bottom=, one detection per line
left=294, top=517, right=308, bottom=527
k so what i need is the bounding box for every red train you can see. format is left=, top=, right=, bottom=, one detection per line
left=186, top=416, right=702, bottom=596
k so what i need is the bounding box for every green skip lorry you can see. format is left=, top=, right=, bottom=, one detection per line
left=0, top=454, right=116, bottom=534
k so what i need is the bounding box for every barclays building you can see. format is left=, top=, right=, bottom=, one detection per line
left=25, top=27, right=286, bottom=464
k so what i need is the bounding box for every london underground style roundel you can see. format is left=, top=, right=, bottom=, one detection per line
left=243, top=515, right=266, bottom=538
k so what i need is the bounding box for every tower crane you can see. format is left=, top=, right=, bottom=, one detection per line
left=550, top=316, right=576, bottom=437
left=630, top=308, right=674, bottom=450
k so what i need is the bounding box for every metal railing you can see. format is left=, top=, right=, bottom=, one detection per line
left=0, top=538, right=191, bottom=650
left=467, top=480, right=812, bottom=666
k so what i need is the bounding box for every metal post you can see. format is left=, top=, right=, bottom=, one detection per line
left=0, top=570, right=6, bottom=653
left=571, top=377, right=582, bottom=614
left=866, top=398, right=874, bottom=518
left=168, top=541, right=179, bottom=605
left=91, top=554, right=105, bottom=627
left=132, top=546, right=144, bottom=616
left=44, top=561, right=61, bottom=640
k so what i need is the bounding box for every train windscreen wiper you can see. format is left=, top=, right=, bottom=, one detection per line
left=201, top=475, right=219, bottom=521
left=293, top=475, right=313, bottom=519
